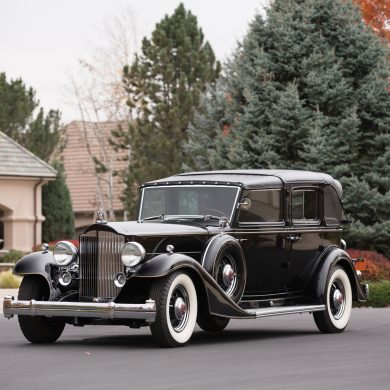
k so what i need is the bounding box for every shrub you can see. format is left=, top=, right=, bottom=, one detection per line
left=355, top=281, right=390, bottom=308
left=347, top=249, right=390, bottom=281
left=0, top=270, right=22, bottom=288
left=0, top=249, right=24, bottom=264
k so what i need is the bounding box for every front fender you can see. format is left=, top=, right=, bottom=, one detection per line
left=309, top=247, right=368, bottom=303
left=133, top=253, right=253, bottom=319
left=13, top=251, right=56, bottom=295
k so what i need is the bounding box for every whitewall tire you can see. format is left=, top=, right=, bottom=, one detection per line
left=150, top=272, right=198, bottom=347
left=314, top=267, right=352, bottom=333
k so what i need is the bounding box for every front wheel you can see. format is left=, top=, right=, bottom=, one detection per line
left=18, top=275, right=65, bottom=343
left=150, top=272, right=198, bottom=347
left=313, top=267, right=352, bottom=333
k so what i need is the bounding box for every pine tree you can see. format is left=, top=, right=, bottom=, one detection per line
left=117, top=3, right=220, bottom=216
left=0, top=72, right=62, bottom=161
left=0, top=73, right=37, bottom=142
left=189, top=0, right=390, bottom=256
left=42, top=161, right=75, bottom=242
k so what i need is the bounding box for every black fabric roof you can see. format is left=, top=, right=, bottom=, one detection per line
left=142, top=169, right=342, bottom=196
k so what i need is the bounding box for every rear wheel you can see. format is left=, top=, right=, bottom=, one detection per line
left=197, top=315, right=230, bottom=332
left=150, top=272, right=198, bottom=347
left=18, top=275, right=65, bottom=343
left=313, top=267, right=352, bottom=333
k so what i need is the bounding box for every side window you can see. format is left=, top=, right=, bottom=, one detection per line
left=291, top=189, right=319, bottom=222
left=238, top=190, right=282, bottom=224
left=324, top=186, right=342, bottom=226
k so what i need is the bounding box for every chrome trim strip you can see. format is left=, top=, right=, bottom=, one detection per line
left=3, top=296, right=156, bottom=322
left=246, top=304, right=325, bottom=318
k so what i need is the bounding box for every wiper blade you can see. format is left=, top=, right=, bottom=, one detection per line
left=140, top=214, right=165, bottom=222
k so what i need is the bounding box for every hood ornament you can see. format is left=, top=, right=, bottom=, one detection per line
left=96, top=207, right=107, bottom=224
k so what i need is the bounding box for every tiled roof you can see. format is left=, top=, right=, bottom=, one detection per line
left=0, top=131, right=57, bottom=178
left=62, top=121, right=127, bottom=213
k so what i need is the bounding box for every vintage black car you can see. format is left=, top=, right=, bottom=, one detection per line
left=4, top=170, right=368, bottom=347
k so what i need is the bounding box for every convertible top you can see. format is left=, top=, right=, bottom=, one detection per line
left=142, top=169, right=342, bottom=196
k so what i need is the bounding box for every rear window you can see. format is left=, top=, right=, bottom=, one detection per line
left=238, top=190, right=282, bottom=223
left=324, top=186, right=342, bottom=226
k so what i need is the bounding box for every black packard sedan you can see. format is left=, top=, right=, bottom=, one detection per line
left=4, top=170, right=368, bottom=347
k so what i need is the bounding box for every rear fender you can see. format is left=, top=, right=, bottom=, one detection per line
left=132, top=253, right=253, bottom=319
left=309, top=247, right=368, bottom=303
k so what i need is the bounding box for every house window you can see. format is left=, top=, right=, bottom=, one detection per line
left=291, top=189, right=319, bottom=222
left=238, top=190, right=282, bottom=224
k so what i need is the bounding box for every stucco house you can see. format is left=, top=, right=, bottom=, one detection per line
left=0, top=131, right=57, bottom=254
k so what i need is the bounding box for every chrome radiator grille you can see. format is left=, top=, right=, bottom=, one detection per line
left=79, top=231, right=125, bottom=299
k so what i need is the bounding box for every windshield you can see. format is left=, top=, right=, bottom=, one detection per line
left=139, top=186, right=240, bottom=221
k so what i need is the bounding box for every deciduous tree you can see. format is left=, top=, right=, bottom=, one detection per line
left=354, top=0, right=390, bottom=42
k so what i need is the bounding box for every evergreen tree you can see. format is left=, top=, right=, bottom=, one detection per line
left=0, top=72, right=61, bottom=161
left=42, top=161, right=75, bottom=242
left=25, top=108, right=61, bottom=162
left=117, top=3, right=220, bottom=216
left=188, top=0, right=390, bottom=255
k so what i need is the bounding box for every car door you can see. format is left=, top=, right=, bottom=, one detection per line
left=284, top=185, right=323, bottom=290
left=232, top=188, right=289, bottom=294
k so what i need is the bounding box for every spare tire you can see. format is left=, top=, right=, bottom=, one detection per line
left=201, top=234, right=246, bottom=303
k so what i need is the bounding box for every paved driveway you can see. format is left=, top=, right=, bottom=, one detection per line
left=0, top=304, right=389, bottom=390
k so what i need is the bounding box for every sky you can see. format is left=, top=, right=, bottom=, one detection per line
left=0, top=0, right=268, bottom=123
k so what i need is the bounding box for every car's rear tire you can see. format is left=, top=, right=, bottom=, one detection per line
left=18, top=275, right=65, bottom=344
left=197, top=315, right=230, bottom=332
left=150, top=272, right=198, bottom=347
left=313, top=267, right=352, bottom=333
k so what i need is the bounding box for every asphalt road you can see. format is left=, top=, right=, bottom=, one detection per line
left=0, top=308, right=389, bottom=390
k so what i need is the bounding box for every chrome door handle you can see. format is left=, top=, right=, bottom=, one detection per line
left=285, top=234, right=301, bottom=242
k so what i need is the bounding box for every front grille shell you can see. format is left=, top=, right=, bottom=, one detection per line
left=79, top=231, right=125, bottom=299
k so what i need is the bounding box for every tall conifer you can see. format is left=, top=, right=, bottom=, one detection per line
left=118, top=3, right=220, bottom=216
left=187, top=0, right=390, bottom=255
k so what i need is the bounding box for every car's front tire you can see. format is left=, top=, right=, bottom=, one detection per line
left=313, top=266, right=352, bottom=333
left=18, top=275, right=65, bottom=344
left=150, top=272, right=198, bottom=347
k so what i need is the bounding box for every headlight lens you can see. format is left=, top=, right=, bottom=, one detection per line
left=121, top=242, right=146, bottom=267
left=53, top=241, right=78, bottom=266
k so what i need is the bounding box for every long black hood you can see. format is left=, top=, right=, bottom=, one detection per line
left=84, top=221, right=210, bottom=237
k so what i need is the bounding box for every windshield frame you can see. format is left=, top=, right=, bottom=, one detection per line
left=137, top=185, right=241, bottom=223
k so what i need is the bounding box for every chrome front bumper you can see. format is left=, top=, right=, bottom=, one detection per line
left=3, top=296, right=156, bottom=322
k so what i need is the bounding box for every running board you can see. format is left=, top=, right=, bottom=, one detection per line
left=245, top=304, right=325, bottom=318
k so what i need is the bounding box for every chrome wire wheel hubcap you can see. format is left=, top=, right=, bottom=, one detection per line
left=330, top=280, right=346, bottom=320
left=169, top=285, right=190, bottom=332
left=217, top=254, right=237, bottom=297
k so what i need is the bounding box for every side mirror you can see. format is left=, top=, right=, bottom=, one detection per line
left=218, top=217, right=230, bottom=229
left=238, top=198, right=251, bottom=210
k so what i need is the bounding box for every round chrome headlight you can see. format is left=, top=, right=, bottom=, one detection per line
left=53, top=241, right=78, bottom=266
left=121, top=242, right=146, bottom=268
